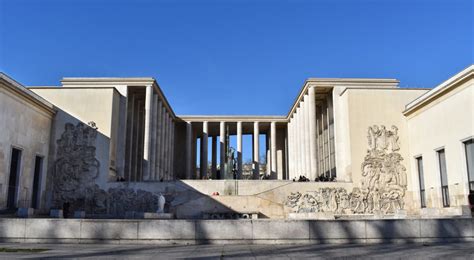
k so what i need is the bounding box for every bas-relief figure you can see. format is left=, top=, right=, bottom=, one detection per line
left=157, top=193, right=166, bottom=213
left=285, top=125, right=407, bottom=215
left=53, top=122, right=163, bottom=216
left=53, top=122, right=103, bottom=211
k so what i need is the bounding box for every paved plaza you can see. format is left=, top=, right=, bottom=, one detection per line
left=0, top=242, right=473, bottom=259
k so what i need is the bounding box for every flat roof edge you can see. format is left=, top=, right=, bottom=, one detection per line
left=0, top=73, right=56, bottom=114
left=404, top=64, right=474, bottom=115
left=305, top=78, right=399, bottom=83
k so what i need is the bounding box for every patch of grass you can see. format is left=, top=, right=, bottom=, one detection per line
left=0, top=248, right=49, bottom=253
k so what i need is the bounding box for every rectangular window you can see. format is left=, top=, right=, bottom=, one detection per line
left=7, top=148, right=22, bottom=209
left=438, top=149, right=450, bottom=207
left=464, top=139, right=474, bottom=193
left=464, top=139, right=474, bottom=211
left=31, top=156, right=43, bottom=209
left=416, top=157, right=426, bottom=208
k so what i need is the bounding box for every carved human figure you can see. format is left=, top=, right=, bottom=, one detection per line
left=157, top=193, right=166, bottom=213
left=377, top=125, right=388, bottom=150
left=367, top=126, right=377, bottom=150
left=388, top=126, right=400, bottom=151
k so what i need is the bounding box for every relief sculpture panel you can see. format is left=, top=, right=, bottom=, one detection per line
left=53, top=122, right=102, bottom=211
left=53, top=122, right=161, bottom=216
left=286, top=125, right=407, bottom=215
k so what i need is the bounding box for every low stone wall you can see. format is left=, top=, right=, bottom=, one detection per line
left=0, top=218, right=472, bottom=244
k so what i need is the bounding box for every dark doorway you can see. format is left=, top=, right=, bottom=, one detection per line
left=31, top=156, right=43, bottom=209
left=7, top=148, right=22, bottom=209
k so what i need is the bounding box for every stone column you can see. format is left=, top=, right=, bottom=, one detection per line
left=298, top=104, right=305, bottom=177
left=286, top=119, right=293, bottom=179
left=133, top=100, right=141, bottom=181
left=142, top=85, right=153, bottom=180
left=185, top=121, right=192, bottom=179
left=192, top=132, right=197, bottom=179
left=219, top=121, right=225, bottom=179
left=167, top=115, right=173, bottom=180
left=321, top=103, right=327, bottom=177
left=211, top=136, right=217, bottom=179
left=270, top=121, right=277, bottom=178
left=316, top=107, right=321, bottom=177
left=150, top=93, right=158, bottom=180
left=126, top=94, right=135, bottom=181
left=266, top=133, right=270, bottom=177
left=200, top=121, right=209, bottom=179
left=162, top=112, right=169, bottom=180
left=304, top=94, right=311, bottom=179
left=159, top=105, right=166, bottom=179
left=308, top=87, right=317, bottom=181
left=171, top=122, right=175, bottom=179
left=326, top=97, right=333, bottom=178
left=237, top=121, right=243, bottom=179
left=253, top=121, right=260, bottom=179
left=155, top=101, right=162, bottom=180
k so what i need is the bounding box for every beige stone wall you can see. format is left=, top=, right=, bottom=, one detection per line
left=340, top=88, right=428, bottom=214
left=406, top=78, right=474, bottom=216
left=31, top=88, right=116, bottom=139
left=31, top=87, right=118, bottom=179
left=0, top=82, right=53, bottom=209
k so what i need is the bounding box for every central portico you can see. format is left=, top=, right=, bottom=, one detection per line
left=176, top=116, right=287, bottom=180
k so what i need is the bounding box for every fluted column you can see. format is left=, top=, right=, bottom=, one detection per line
left=270, top=121, right=277, bottom=179
left=304, top=95, right=311, bottom=179
left=287, top=119, right=293, bottom=179
left=219, top=121, right=225, bottom=179
left=298, top=104, right=305, bottom=177
left=253, top=121, right=260, bottom=179
left=142, top=85, right=153, bottom=180
left=167, top=115, right=173, bottom=180
left=170, top=121, right=175, bottom=180
left=126, top=95, right=135, bottom=181
left=133, top=100, right=141, bottom=181
left=308, top=87, right=317, bottom=180
left=163, top=113, right=170, bottom=180
left=200, top=121, right=209, bottom=179
left=159, top=105, right=166, bottom=179
left=321, top=104, right=327, bottom=177
left=237, top=121, right=243, bottom=179
left=211, top=136, right=217, bottom=179
left=150, top=93, right=157, bottom=180
left=155, top=101, right=163, bottom=180
left=185, top=121, right=192, bottom=179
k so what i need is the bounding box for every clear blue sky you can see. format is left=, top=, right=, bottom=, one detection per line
left=0, top=0, right=472, bottom=166
left=1, top=0, right=472, bottom=116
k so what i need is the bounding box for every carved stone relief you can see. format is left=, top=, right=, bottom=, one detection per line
left=52, top=122, right=163, bottom=216
left=285, top=125, right=407, bottom=215
left=53, top=122, right=101, bottom=210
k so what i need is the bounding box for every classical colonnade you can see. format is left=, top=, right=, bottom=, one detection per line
left=122, top=85, right=335, bottom=182
left=287, top=86, right=335, bottom=181
left=182, top=120, right=283, bottom=180
left=124, top=85, right=175, bottom=182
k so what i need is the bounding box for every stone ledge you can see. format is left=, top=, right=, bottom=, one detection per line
left=0, top=218, right=472, bottom=244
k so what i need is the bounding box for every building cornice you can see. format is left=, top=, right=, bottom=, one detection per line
left=61, top=77, right=156, bottom=86
left=286, top=78, right=399, bottom=120
left=403, top=64, right=474, bottom=116
left=177, top=115, right=287, bottom=123
left=0, top=73, right=56, bottom=115
left=60, top=77, right=177, bottom=119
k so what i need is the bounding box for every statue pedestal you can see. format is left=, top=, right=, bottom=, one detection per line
left=288, top=212, right=335, bottom=220
left=17, top=208, right=34, bottom=218
left=74, top=211, right=86, bottom=219
left=50, top=209, right=63, bottom=218
left=138, top=212, right=175, bottom=219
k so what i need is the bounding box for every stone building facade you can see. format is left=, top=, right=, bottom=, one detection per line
left=0, top=65, right=472, bottom=219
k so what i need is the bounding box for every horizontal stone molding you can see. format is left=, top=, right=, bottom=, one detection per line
left=0, top=218, right=472, bottom=244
